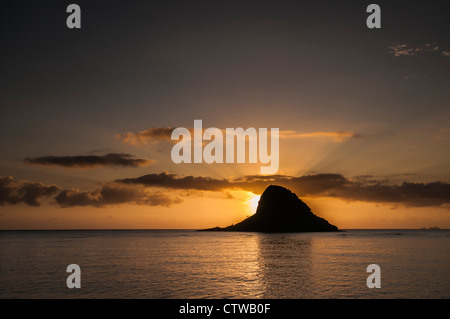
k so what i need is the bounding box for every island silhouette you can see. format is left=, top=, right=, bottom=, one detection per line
left=201, top=185, right=339, bottom=232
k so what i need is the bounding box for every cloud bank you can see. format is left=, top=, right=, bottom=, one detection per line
left=55, top=183, right=182, bottom=208
left=24, top=153, right=152, bottom=168
left=118, top=127, right=361, bottom=145
left=3, top=172, right=449, bottom=208
left=0, top=176, right=60, bottom=206
left=118, top=172, right=450, bottom=208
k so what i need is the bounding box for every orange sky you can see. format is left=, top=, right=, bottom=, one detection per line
left=1, top=1, right=449, bottom=230
left=1, top=189, right=449, bottom=230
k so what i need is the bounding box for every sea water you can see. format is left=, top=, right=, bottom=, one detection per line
left=0, top=229, right=448, bottom=298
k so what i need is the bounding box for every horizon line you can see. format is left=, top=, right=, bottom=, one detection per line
left=0, top=228, right=447, bottom=231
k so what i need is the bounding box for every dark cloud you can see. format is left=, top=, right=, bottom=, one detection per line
left=117, top=172, right=347, bottom=195
left=3, top=172, right=450, bottom=209
left=24, top=153, right=152, bottom=168
left=54, top=182, right=182, bottom=208
left=118, top=172, right=232, bottom=191
left=0, top=176, right=60, bottom=206
left=117, top=172, right=450, bottom=208
left=321, top=181, right=450, bottom=207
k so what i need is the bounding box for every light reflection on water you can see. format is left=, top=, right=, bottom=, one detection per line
left=0, top=230, right=448, bottom=298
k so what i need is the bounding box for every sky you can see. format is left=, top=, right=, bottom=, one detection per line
left=1, top=0, right=449, bottom=229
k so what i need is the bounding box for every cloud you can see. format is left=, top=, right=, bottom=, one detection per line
left=118, top=126, right=361, bottom=145
left=117, top=172, right=350, bottom=195
left=279, top=130, right=361, bottom=141
left=388, top=44, right=422, bottom=56
left=118, top=172, right=232, bottom=191
left=3, top=172, right=450, bottom=209
left=0, top=176, right=60, bottom=206
left=117, top=172, right=450, bottom=208
left=24, top=153, right=152, bottom=169
left=54, top=182, right=183, bottom=208
left=0, top=175, right=183, bottom=208
left=116, top=127, right=175, bottom=145
left=389, top=43, right=447, bottom=57
left=331, top=181, right=450, bottom=207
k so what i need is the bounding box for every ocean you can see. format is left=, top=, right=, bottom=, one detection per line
left=0, top=229, right=448, bottom=299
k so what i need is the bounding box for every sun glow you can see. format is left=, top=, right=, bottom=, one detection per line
left=248, top=194, right=261, bottom=214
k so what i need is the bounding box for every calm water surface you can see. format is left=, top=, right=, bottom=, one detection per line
left=0, top=229, right=449, bottom=298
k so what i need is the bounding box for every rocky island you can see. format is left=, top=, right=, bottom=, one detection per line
left=201, top=185, right=339, bottom=232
